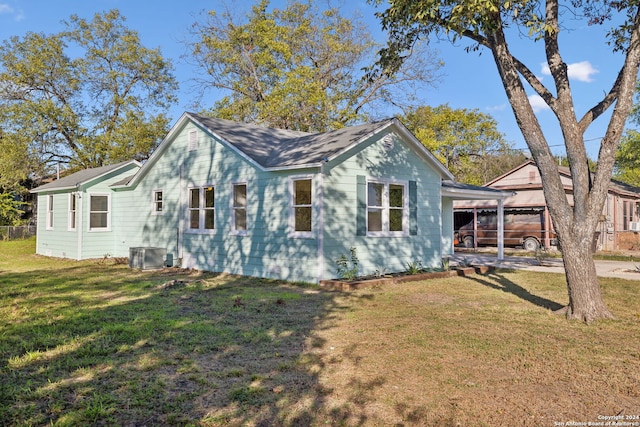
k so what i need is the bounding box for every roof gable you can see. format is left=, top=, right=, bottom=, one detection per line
left=191, top=114, right=452, bottom=177
left=31, top=160, right=141, bottom=193
left=485, top=159, right=640, bottom=197
left=191, top=114, right=401, bottom=169
left=125, top=113, right=453, bottom=188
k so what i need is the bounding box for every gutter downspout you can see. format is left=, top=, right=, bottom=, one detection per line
left=317, top=167, right=325, bottom=284
left=178, top=164, right=184, bottom=263
left=76, top=189, right=83, bottom=261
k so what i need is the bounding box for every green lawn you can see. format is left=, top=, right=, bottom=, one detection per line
left=1, top=239, right=639, bottom=426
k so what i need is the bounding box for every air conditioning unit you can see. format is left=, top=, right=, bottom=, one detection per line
left=129, top=247, right=167, bottom=270
left=629, top=222, right=640, bottom=232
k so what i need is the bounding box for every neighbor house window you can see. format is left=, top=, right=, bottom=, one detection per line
left=46, top=194, right=54, bottom=230
left=153, top=190, right=163, bottom=214
left=232, top=183, right=247, bottom=234
left=290, top=177, right=313, bottom=237
left=188, top=130, right=199, bottom=151
left=188, top=186, right=215, bottom=231
left=68, top=193, right=77, bottom=231
left=89, top=194, right=110, bottom=231
left=367, top=179, right=408, bottom=236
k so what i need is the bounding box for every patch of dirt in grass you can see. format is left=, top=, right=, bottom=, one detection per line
left=405, top=292, right=455, bottom=305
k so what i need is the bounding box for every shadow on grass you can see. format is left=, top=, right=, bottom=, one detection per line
left=466, top=270, right=565, bottom=311
left=0, top=263, right=361, bottom=426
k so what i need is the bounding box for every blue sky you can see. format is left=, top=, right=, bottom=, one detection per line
left=0, top=0, right=632, bottom=159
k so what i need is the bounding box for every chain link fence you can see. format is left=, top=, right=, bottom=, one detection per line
left=0, top=226, right=37, bottom=241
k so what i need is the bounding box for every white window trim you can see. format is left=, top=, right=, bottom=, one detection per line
left=152, top=189, right=164, bottom=215
left=68, top=193, right=77, bottom=231
left=88, top=193, right=111, bottom=232
left=230, top=182, right=248, bottom=236
left=185, top=185, right=216, bottom=235
left=46, top=194, right=54, bottom=230
left=289, top=175, right=315, bottom=239
left=366, top=178, right=409, bottom=237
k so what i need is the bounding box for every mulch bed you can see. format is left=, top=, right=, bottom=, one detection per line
left=319, top=265, right=494, bottom=291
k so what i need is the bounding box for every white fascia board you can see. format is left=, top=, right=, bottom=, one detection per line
left=83, top=161, right=141, bottom=187
left=441, top=187, right=516, bottom=200
left=322, top=120, right=395, bottom=164
left=188, top=114, right=268, bottom=172
left=30, top=160, right=141, bottom=193
left=263, top=163, right=323, bottom=172
left=30, top=185, right=79, bottom=194
left=124, top=113, right=193, bottom=188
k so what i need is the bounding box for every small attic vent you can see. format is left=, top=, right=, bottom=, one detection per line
left=188, top=130, right=198, bottom=151
left=129, top=247, right=167, bottom=270
left=381, top=133, right=395, bottom=151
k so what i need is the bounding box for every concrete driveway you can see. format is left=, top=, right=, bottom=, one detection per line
left=451, top=251, right=640, bottom=281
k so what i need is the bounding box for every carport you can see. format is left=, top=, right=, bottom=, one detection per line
left=441, top=181, right=516, bottom=260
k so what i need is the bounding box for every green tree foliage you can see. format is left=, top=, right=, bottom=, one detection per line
left=0, top=9, right=178, bottom=189
left=0, top=192, right=24, bottom=226
left=0, top=126, right=33, bottom=193
left=372, top=0, right=640, bottom=322
left=615, top=86, right=640, bottom=187
left=614, top=130, right=640, bottom=187
left=401, top=105, right=526, bottom=184
left=189, top=0, right=442, bottom=132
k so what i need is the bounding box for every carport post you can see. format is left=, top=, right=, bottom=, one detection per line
left=497, top=199, right=505, bottom=260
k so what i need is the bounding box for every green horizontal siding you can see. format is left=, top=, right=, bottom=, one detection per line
left=321, top=129, right=443, bottom=280
left=114, top=122, right=319, bottom=283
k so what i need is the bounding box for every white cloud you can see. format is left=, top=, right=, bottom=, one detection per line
left=528, top=94, right=551, bottom=113
left=540, top=61, right=598, bottom=82
left=0, top=3, right=24, bottom=21
left=486, top=103, right=507, bottom=112
left=568, top=61, right=599, bottom=82
left=540, top=62, right=551, bottom=78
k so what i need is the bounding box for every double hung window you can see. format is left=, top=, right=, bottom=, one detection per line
left=367, top=180, right=408, bottom=236
left=46, top=195, right=54, bottom=230
left=153, top=190, right=163, bottom=214
left=291, top=177, right=313, bottom=237
left=232, top=183, right=247, bottom=233
left=188, top=186, right=215, bottom=231
left=68, top=194, right=77, bottom=230
left=89, top=194, right=110, bottom=231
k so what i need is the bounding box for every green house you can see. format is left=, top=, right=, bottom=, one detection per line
left=31, top=113, right=495, bottom=283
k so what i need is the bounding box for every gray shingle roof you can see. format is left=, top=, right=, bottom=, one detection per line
left=190, top=113, right=395, bottom=168
left=31, top=161, right=139, bottom=193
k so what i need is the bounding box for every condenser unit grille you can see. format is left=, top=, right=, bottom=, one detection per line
left=129, top=247, right=167, bottom=270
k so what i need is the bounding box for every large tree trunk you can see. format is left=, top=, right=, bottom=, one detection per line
left=557, top=232, right=614, bottom=322
left=485, top=6, right=625, bottom=322
left=377, top=0, right=640, bottom=322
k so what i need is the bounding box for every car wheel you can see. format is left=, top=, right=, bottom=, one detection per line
left=463, top=236, right=474, bottom=248
left=523, top=237, right=540, bottom=252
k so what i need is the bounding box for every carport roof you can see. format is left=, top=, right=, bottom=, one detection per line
left=442, top=180, right=515, bottom=200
